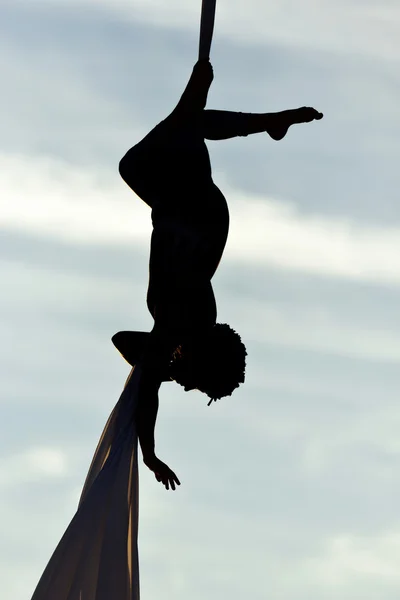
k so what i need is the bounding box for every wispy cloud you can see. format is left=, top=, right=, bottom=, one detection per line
left=3, top=152, right=400, bottom=287
left=0, top=447, right=69, bottom=487
left=306, top=531, right=400, bottom=586
left=40, top=0, right=400, bottom=61
left=3, top=3, right=400, bottom=600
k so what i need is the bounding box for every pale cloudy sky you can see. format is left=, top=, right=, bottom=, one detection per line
left=2, top=1, right=400, bottom=598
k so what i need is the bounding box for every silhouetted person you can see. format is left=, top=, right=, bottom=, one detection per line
left=117, top=59, right=323, bottom=490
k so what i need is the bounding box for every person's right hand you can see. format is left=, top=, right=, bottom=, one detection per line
left=144, top=454, right=181, bottom=491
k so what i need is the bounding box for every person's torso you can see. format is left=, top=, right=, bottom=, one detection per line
left=120, top=111, right=229, bottom=236
left=119, top=111, right=230, bottom=329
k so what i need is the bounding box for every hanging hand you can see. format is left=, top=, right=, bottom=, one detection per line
left=144, top=454, right=181, bottom=491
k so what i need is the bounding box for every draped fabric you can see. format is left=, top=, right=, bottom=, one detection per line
left=31, top=365, right=142, bottom=600
left=199, top=0, right=217, bottom=60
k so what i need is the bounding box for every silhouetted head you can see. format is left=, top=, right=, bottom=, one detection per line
left=169, top=323, right=247, bottom=405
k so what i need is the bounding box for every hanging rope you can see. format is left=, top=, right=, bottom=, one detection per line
left=198, top=0, right=217, bottom=60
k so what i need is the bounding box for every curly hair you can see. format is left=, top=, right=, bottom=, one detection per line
left=168, top=323, right=247, bottom=405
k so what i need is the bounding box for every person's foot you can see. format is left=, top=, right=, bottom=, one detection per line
left=173, top=60, right=214, bottom=114
left=266, top=107, right=323, bottom=141
left=193, top=58, right=214, bottom=87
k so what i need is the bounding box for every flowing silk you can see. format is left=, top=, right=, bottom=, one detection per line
left=31, top=365, right=141, bottom=600
left=199, top=0, right=217, bottom=60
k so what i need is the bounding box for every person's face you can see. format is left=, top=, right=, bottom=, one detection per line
left=182, top=342, right=198, bottom=391
left=179, top=324, right=213, bottom=391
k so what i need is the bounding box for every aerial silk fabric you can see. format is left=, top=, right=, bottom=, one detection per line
left=199, top=0, right=217, bottom=60
left=31, top=364, right=142, bottom=600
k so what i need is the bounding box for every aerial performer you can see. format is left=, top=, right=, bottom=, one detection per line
left=30, top=1, right=323, bottom=599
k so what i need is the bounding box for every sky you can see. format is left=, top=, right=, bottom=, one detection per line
left=2, top=0, right=400, bottom=598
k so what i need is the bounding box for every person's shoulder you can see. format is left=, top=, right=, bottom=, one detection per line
left=141, top=326, right=179, bottom=374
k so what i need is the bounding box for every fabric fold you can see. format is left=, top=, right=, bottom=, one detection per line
left=31, top=365, right=141, bottom=600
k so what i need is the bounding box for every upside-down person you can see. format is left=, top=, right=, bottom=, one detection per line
left=116, top=58, right=323, bottom=490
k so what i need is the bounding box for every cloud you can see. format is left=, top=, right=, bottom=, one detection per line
left=224, top=290, right=400, bottom=364
left=3, top=4, right=400, bottom=600
left=0, top=152, right=152, bottom=244
left=38, top=0, right=400, bottom=62
left=3, top=0, right=400, bottom=232
left=226, top=184, right=400, bottom=286
left=307, top=531, right=400, bottom=586
left=3, top=152, right=400, bottom=288
left=0, top=447, right=69, bottom=487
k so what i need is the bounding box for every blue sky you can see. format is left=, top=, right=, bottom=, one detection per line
left=2, top=1, right=400, bottom=598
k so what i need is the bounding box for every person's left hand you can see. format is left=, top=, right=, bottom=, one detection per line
left=144, top=455, right=181, bottom=490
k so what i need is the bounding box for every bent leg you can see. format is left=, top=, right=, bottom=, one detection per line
left=172, top=60, right=213, bottom=115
